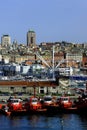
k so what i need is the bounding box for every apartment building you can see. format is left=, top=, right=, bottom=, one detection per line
left=1, top=35, right=11, bottom=47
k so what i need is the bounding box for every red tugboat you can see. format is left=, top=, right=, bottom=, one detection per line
left=42, top=95, right=53, bottom=108
left=2, top=98, right=26, bottom=116
left=24, top=96, right=47, bottom=114
left=41, top=95, right=57, bottom=114
left=46, top=96, right=77, bottom=114
left=58, top=96, right=78, bottom=113
left=73, top=95, right=87, bottom=112
left=59, top=96, right=72, bottom=108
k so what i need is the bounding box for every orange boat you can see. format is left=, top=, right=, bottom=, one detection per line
left=1, top=98, right=27, bottom=116
left=24, top=97, right=47, bottom=114
left=46, top=96, right=78, bottom=114
left=73, top=96, right=87, bottom=112
left=58, top=96, right=78, bottom=113
left=42, top=95, right=54, bottom=108
left=60, top=96, right=87, bottom=113
left=59, top=96, right=73, bottom=108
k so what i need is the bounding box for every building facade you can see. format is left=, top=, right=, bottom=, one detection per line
left=27, top=30, right=36, bottom=48
left=1, top=35, right=11, bottom=47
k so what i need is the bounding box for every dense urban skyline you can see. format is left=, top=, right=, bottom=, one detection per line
left=0, top=0, right=87, bottom=44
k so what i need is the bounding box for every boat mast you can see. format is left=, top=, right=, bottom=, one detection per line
left=52, top=45, right=55, bottom=80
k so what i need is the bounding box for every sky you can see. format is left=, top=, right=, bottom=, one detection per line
left=0, top=0, right=87, bottom=44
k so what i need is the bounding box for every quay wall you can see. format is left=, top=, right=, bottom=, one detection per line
left=0, top=95, right=29, bottom=101
left=0, top=95, right=78, bottom=102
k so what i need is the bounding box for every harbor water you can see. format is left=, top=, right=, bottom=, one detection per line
left=0, top=113, right=87, bottom=130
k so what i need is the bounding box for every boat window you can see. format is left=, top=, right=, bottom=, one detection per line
left=62, top=98, right=68, bottom=101
left=32, top=99, right=38, bottom=102
left=44, top=97, right=52, bottom=101
left=11, top=99, right=20, bottom=103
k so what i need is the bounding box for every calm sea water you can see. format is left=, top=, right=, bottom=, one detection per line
left=0, top=113, right=87, bottom=130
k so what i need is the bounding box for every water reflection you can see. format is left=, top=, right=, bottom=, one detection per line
left=9, top=116, right=26, bottom=127
left=0, top=113, right=87, bottom=130
left=58, top=113, right=87, bottom=130
left=28, top=115, right=41, bottom=127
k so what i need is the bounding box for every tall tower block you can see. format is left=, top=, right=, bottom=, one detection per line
left=1, top=35, right=11, bottom=47
left=27, top=30, right=36, bottom=47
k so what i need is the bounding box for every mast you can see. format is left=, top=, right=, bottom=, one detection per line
left=52, top=45, right=55, bottom=80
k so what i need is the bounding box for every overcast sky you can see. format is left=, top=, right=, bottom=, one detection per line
left=0, top=0, right=87, bottom=44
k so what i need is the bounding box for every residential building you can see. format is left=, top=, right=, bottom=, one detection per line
left=1, top=35, right=11, bottom=47
left=66, top=52, right=82, bottom=68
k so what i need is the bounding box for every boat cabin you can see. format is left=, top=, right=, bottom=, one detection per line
left=30, top=97, right=39, bottom=105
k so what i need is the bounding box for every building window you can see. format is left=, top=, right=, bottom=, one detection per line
left=52, top=87, right=56, bottom=89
